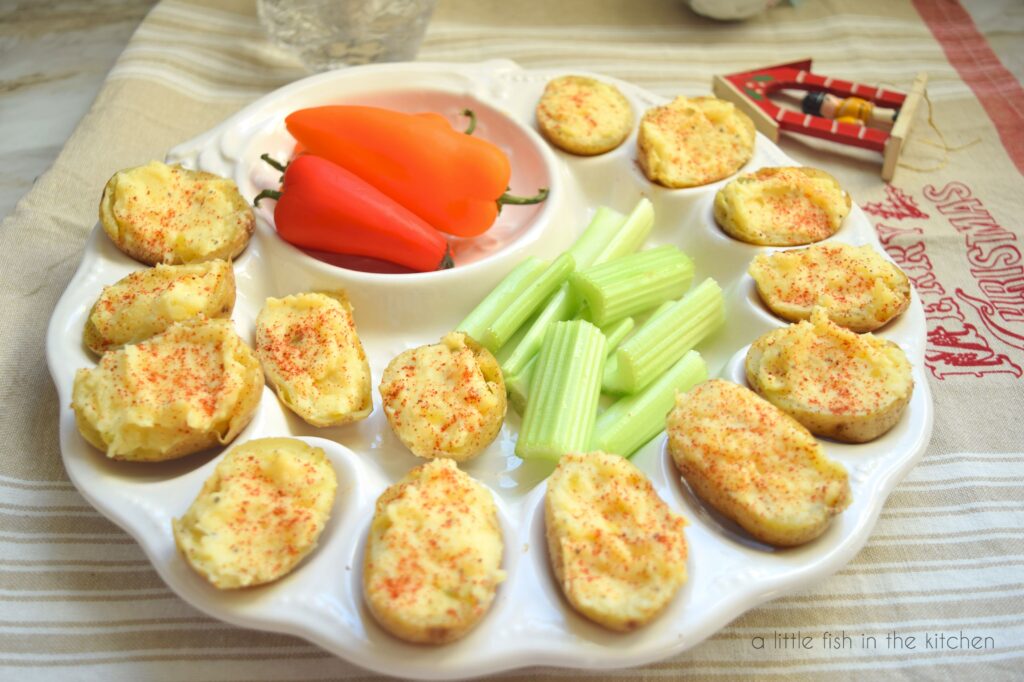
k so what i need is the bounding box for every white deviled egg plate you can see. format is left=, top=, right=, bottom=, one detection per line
left=46, top=60, right=932, bottom=679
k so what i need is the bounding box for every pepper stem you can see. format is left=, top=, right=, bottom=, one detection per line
left=260, top=153, right=289, bottom=173
left=438, top=243, right=455, bottom=270
left=461, top=109, right=477, bottom=135
left=253, top=189, right=283, bottom=206
left=497, top=187, right=549, bottom=212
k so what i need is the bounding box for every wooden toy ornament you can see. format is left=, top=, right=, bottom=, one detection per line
left=712, top=58, right=927, bottom=181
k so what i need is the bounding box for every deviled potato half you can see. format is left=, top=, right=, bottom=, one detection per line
left=637, top=96, right=755, bottom=188
left=745, top=307, right=914, bottom=443
left=71, top=317, right=263, bottom=462
left=536, top=75, right=634, bottom=156
left=748, top=242, right=911, bottom=333
left=379, top=332, right=506, bottom=462
left=546, top=452, right=688, bottom=631
left=100, top=160, right=254, bottom=265
left=173, top=438, right=337, bottom=589
left=83, top=259, right=235, bottom=354
left=363, top=459, right=505, bottom=644
left=667, top=380, right=851, bottom=547
left=714, top=166, right=850, bottom=246
left=255, top=292, right=372, bottom=427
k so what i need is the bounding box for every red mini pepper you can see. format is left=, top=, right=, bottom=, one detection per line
left=254, top=154, right=452, bottom=272
left=285, top=106, right=548, bottom=238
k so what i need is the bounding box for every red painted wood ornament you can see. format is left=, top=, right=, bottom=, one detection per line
left=711, top=59, right=927, bottom=180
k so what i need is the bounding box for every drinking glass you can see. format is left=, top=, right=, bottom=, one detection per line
left=257, top=0, right=437, bottom=71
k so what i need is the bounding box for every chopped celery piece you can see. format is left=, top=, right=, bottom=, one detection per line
left=509, top=316, right=632, bottom=416
left=496, top=200, right=651, bottom=377
left=505, top=361, right=534, bottom=416
left=591, top=351, right=707, bottom=457
left=508, top=310, right=625, bottom=414
left=516, top=320, right=606, bottom=462
left=591, top=197, right=655, bottom=265
left=603, top=278, right=724, bottom=394
left=480, top=252, right=575, bottom=353
left=498, top=205, right=635, bottom=376
left=495, top=306, right=539, bottom=366
left=571, top=245, right=694, bottom=326
left=600, top=301, right=671, bottom=392
left=602, top=316, right=635, bottom=354
left=457, top=257, right=546, bottom=344
left=499, top=285, right=575, bottom=378
left=567, top=206, right=628, bottom=267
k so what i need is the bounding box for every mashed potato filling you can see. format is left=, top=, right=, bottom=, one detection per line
left=101, top=161, right=252, bottom=263
left=716, top=167, right=849, bottom=245
left=749, top=243, right=907, bottom=330
left=256, top=293, right=371, bottom=427
left=638, top=96, right=754, bottom=188
left=173, top=438, right=337, bottom=589
left=546, top=452, right=687, bottom=631
left=536, top=75, right=633, bottom=154
left=750, top=307, right=912, bottom=417
left=364, top=459, right=505, bottom=644
left=72, top=318, right=263, bottom=461
left=379, top=332, right=503, bottom=460
left=86, top=260, right=234, bottom=353
left=668, top=380, right=850, bottom=547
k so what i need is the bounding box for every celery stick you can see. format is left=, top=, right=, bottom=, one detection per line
left=567, top=206, right=628, bottom=267
left=500, top=207, right=628, bottom=375
left=601, top=303, right=668, bottom=388
left=505, top=361, right=534, bottom=416
left=480, top=252, right=575, bottom=352
left=591, top=197, right=655, bottom=265
left=498, top=200, right=651, bottom=376
left=509, top=316, right=632, bottom=416
left=602, top=316, right=635, bottom=355
left=591, top=351, right=707, bottom=457
left=457, top=257, right=546, bottom=344
left=516, top=320, right=606, bottom=462
left=603, top=278, right=724, bottom=394
left=495, top=307, right=538, bottom=366
left=499, top=286, right=576, bottom=377
left=571, top=245, right=694, bottom=326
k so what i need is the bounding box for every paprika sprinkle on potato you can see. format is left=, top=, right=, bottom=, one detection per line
left=747, top=242, right=911, bottom=332
left=100, top=161, right=254, bottom=265
left=255, top=292, right=372, bottom=427
left=667, top=379, right=851, bottom=547
left=545, top=451, right=688, bottom=631
left=363, top=458, right=505, bottom=644
left=71, top=317, right=263, bottom=462
left=172, top=437, right=337, bottom=589
left=713, top=166, right=851, bottom=246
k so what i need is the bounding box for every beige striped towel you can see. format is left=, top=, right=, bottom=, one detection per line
left=1, top=0, right=1022, bottom=679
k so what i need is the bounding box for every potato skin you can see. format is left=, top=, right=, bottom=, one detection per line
left=379, top=332, right=506, bottom=462
left=714, top=167, right=851, bottom=246
left=99, top=161, right=254, bottom=265
left=83, top=260, right=235, bottom=355
left=363, top=459, right=505, bottom=644
left=748, top=242, right=910, bottom=333
left=255, top=292, right=372, bottom=427
left=71, top=317, right=263, bottom=462
left=172, top=438, right=337, bottom=589
left=745, top=308, right=914, bottom=443
left=545, top=452, right=688, bottom=631
left=667, top=380, right=851, bottom=547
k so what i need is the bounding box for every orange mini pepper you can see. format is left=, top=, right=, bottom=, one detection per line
left=285, top=106, right=548, bottom=238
